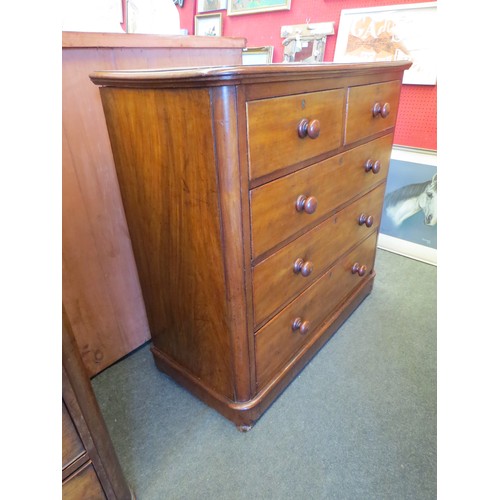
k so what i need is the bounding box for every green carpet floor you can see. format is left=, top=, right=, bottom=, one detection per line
left=92, top=249, right=436, bottom=500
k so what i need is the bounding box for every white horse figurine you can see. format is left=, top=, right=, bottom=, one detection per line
left=384, top=174, right=437, bottom=227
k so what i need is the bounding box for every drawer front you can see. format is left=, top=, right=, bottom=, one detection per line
left=247, top=89, right=344, bottom=180
left=62, top=462, right=106, bottom=499
left=252, top=183, right=385, bottom=327
left=250, top=134, right=392, bottom=258
left=62, top=401, right=85, bottom=471
left=255, top=232, right=378, bottom=388
left=345, top=80, right=401, bottom=145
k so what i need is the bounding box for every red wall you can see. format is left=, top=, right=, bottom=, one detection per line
left=177, top=0, right=436, bottom=151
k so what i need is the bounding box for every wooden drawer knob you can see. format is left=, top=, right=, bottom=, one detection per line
left=364, top=159, right=381, bottom=174
left=292, top=317, right=311, bottom=335
left=372, top=102, right=391, bottom=118
left=295, top=195, right=317, bottom=214
left=293, top=258, right=314, bottom=277
left=351, top=262, right=367, bottom=277
left=298, top=118, right=321, bottom=139
left=358, top=213, right=374, bottom=228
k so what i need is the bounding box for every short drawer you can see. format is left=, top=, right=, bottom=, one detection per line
left=250, top=134, right=393, bottom=258
left=247, top=89, right=344, bottom=180
left=345, top=80, right=402, bottom=145
left=255, top=232, right=378, bottom=388
left=252, top=183, right=385, bottom=327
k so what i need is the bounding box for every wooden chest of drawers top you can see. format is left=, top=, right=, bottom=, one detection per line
left=91, top=62, right=411, bottom=429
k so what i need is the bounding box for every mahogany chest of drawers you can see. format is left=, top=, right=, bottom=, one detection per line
left=91, top=62, right=411, bottom=430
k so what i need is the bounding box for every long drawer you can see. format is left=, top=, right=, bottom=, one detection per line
left=250, top=134, right=393, bottom=258
left=247, top=89, right=345, bottom=180
left=252, top=183, right=385, bottom=327
left=255, top=232, right=378, bottom=388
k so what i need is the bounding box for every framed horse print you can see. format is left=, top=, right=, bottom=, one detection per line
left=378, top=146, right=437, bottom=265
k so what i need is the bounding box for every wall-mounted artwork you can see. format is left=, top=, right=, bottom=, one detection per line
left=282, top=35, right=327, bottom=63
left=281, top=22, right=334, bottom=63
left=228, top=0, right=291, bottom=16
left=195, top=13, right=222, bottom=36
left=198, top=0, right=227, bottom=13
left=334, top=2, right=437, bottom=85
left=378, top=147, right=437, bottom=265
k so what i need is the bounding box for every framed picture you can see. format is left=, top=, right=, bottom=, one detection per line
left=242, top=46, right=274, bottom=65
left=228, top=0, right=291, bottom=16
left=334, top=2, right=437, bottom=85
left=197, top=0, right=227, bottom=13
left=378, top=146, right=437, bottom=265
left=283, top=35, right=327, bottom=63
left=194, top=13, right=222, bottom=36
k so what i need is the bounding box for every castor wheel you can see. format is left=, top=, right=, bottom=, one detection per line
left=237, top=424, right=253, bottom=432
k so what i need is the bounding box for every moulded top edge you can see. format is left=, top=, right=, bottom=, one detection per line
left=89, top=61, right=412, bottom=87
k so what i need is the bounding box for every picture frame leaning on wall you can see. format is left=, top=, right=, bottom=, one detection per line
left=378, top=146, right=437, bottom=265
left=242, top=46, right=274, bottom=64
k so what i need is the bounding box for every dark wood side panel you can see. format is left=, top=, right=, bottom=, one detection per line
left=100, top=87, right=233, bottom=399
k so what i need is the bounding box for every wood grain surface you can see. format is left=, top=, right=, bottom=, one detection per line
left=100, top=87, right=234, bottom=398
